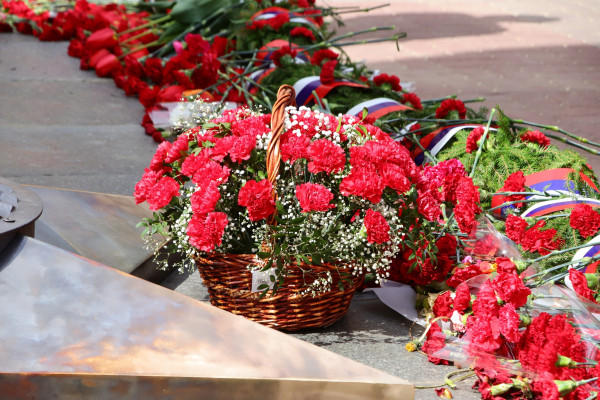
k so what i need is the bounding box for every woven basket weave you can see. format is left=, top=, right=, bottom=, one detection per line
left=195, top=84, right=362, bottom=331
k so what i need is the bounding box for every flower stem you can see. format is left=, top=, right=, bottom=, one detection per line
left=544, top=132, right=600, bottom=156
left=117, top=15, right=171, bottom=37
left=469, top=108, right=496, bottom=178
left=510, top=118, right=600, bottom=150
left=486, top=196, right=566, bottom=212
left=529, top=241, right=598, bottom=263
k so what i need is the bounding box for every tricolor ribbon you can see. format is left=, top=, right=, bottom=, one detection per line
left=293, top=76, right=368, bottom=106
left=251, top=6, right=319, bottom=29
left=346, top=97, right=412, bottom=120
left=520, top=197, right=600, bottom=218
left=245, top=67, right=275, bottom=91
left=255, top=39, right=311, bottom=67
left=491, top=169, right=600, bottom=219
left=411, top=124, right=497, bottom=166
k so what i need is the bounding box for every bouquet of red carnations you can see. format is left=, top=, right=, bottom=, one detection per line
left=134, top=86, right=481, bottom=328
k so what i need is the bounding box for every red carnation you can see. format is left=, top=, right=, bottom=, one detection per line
left=340, top=166, right=385, bottom=204
left=401, top=92, right=423, bottom=110
left=229, top=135, right=257, bottom=163
left=295, top=183, right=335, bottom=212
left=521, top=220, right=563, bottom=255
left=465, top=127, right=483, bottom=153
left=453, top=283, right=472, bottom=313
left=138, top=86, right=160, bottom=109
left=149, top=141, right=171, bottom=172
left=124, top=55, right=145, bottom=79
left=499, top=303, right=521, bottom=342
left=191, top=180, right=221, bottom=214
left=307, top=139, right=346, bottom=174
left=144, top=58, right=164, bottom=85
left=435, top=99, right=467, bottom=119
left=521, top=130, right=551, bottom=148
left=364, top=209, right=391, bottom=244
left=191, top=50, right=221, bottom=89
left=454, top=177, right=482, bottom=234
left=68, top=39, right=85, bottom=58
left=268, top=13, right=290, bottom=31
left=518, top=313, right=587, bottom=379
left=146, top=176, right=180, bottom=211
left=123, top=76, right=148, bottom=96
left=492, top=273, right=531, bottom=308
left=134, top=168, right=161, bottom=204
left=496, top=257, right=518, bottom=275
left=422, top=323, right=449, bottom=365
left=499, top=171, right=526, bottom=207
left=531, top=379, right=560, bottom=400
left=446, top=264, right=484, bottom=288
left=467, top=316, right=503, bottom=352
left=311, top=48, right=339, bottom=66
left=238, top=179, right=276, bottom=221
left=185, top=33, right=210, bottom=55
left=271, top=45, right=298, bottom=67
left=570, top=203, right=600, bottom=238
left=319, top=59, right=337, bottom=84
left=281, top=134, right=311, bottom=163
left=442, top=173, right=462, bottom=204
left=210, top=136, right=235, bottom=162
left=187, top=212, right=228, bottom=252
left=433, top=291, right=453, bottom=318
left=472, top=280, right=501, bottom=318
left=505, top=214, right=529, bottom=244
left=191, top=160, right=230, bottom=186
left=231, top=116, right=270, bottom=137
left=379, top=163, right=411, bottom=194
left=290, top=26, right=315, bottom=41
left=417, top=189, right=442, bottom=222
left=569, top=269, right=597, bottom=303
left=373, top=73, right=401, bottom=91
left=164, top=134, right=189, bottom=163
left=181, top=153, right=208, bottom=177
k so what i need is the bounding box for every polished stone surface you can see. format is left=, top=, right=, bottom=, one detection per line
left=0, top=235, right=414, bottom=400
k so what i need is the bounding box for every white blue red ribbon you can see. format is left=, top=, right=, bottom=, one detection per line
left=293, top=76, right=367, bottom=106
left=520, top=197, right=600, bottom=218
left=491, top=169, right=600, bottom=219
left=245, top=67, right=275, bottom=91
left=251, top=6, right=319, bottom=29
left=346, top=97, right=412, bottom=120
left=255, top=39, right=310, bottom=67
left=411, top=124, right=497, bottom=166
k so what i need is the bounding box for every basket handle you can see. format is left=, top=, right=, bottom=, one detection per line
left=266, top=85, right=297, bottom=190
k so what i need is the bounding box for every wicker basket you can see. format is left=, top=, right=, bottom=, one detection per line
left=195, top=85, right=362, bottom=331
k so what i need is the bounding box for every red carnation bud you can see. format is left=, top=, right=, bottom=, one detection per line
left=88, top=48, right=111, bottom=69
left=95, top=53, right=120, bottom=77
left=85, top=27, right=117, bottom=52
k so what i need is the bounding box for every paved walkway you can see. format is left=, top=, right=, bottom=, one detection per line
left=332, top=0, right=600, bottom=171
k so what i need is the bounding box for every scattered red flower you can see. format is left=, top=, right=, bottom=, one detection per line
left=435, top=99, right=467, bottom=119
left=295, top=183, right=335, bottom=212
left=364, top=209, right=391, bottom=244
left=238, top=179, right=276, bottom=221
left=521, top=130, right=551, bottom=148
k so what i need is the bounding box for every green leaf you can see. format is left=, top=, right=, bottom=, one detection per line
left=273, top=243, right=281, bottom=255
left=289, top=216, right=306, bottom=225
left=362, top=107, right=368, bottom=120
left=282, top=241, right=289, bottom=251
left=257, top=252, right=271, bottom=259
left=258, top=171, right=266, bottom=180
left=312, top=254, right=323, bottom=266
left=259, top=288, right=269, bottom=299
left=257, top=284, right=269, bottom=290
left=338, top=281, right=345, bottom=291
left=276, top=200, right=286, bottom=216
left=202, top=140, right=215, bottom=148
left=270, top=274, right=275, bottom=282
left=136, top=222, right=146, bottom=228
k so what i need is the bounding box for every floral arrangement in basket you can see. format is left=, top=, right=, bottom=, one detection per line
left=134, top=85, right=478, bottom=306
